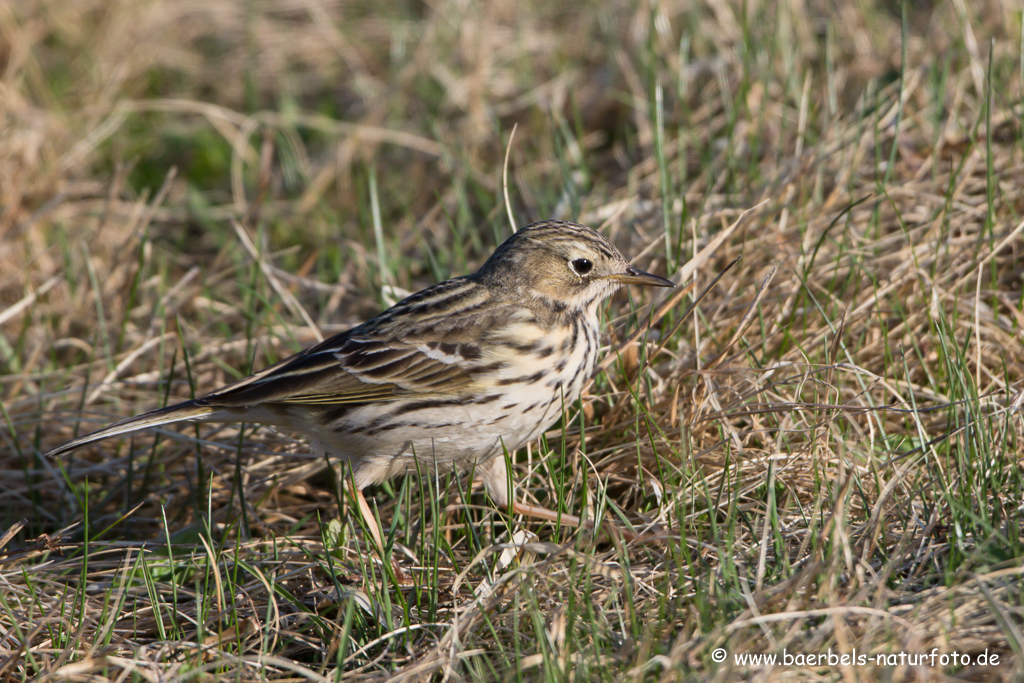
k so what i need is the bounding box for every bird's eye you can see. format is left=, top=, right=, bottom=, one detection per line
left=570, top=258, right=593, bottom=276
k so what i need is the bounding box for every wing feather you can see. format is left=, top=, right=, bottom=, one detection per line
left=196, top=279, right=511, bottom=409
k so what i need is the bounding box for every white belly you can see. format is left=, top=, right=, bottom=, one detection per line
left=305, top=316, right=600, bottom=490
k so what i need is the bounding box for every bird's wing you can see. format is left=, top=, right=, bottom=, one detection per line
left=44, top=279, right=520, bottom=458
left=198, top=279, right=511, bottom=408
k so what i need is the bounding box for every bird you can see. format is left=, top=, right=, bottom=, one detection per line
left=46, top=219, right=674, bottom=581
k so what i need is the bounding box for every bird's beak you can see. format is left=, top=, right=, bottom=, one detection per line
left=607, top=265, right=675, bottom=288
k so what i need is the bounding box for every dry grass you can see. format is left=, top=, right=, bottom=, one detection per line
left=2, top=0, right=1024, bottom=680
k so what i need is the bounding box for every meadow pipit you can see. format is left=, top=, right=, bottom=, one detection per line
left=47, top=220, right=674, bottom=579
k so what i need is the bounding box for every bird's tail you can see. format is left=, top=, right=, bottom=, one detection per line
left=45, top=400, right=216, bottom=458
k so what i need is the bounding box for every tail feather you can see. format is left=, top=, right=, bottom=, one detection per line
left=45, top=400, right=216, bottom=459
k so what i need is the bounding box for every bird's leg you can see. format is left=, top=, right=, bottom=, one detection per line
left=478, top=456, right=654, bottom=543
left=511, top=498, right=647, bottom=543
left=348, top=481, right=409, bottom=583
left=508, top=499, right=582, bottom=527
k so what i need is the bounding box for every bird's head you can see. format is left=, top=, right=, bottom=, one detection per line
left=475, top=220, right=674, bottom=315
